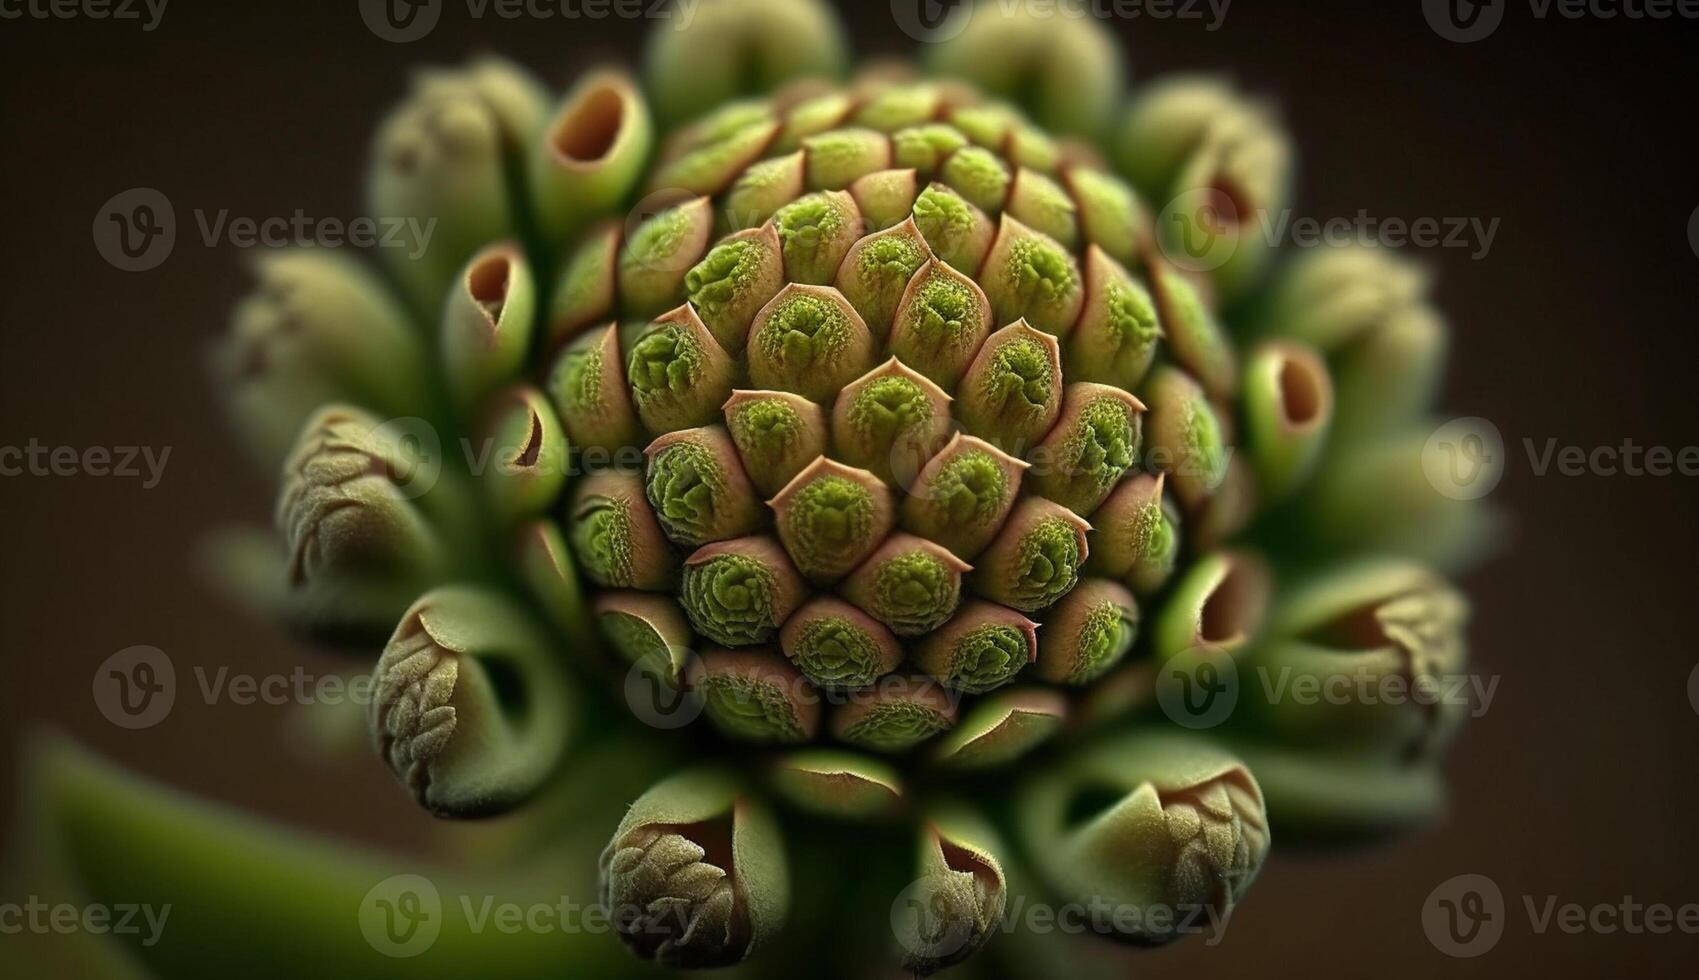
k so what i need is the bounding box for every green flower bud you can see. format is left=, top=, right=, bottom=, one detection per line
left=948, top=102, right=1020, bottom=152
left=1116, top=75, right=1267, bottom=203
left=892, top=124, right=970, bottom=178
left=1243, top=341, right=1334, bottom=501
left=1332, top=304, right=1447, bottom=446
left=545, top=323, right=644, bottom=456
left=371, top=586, right=572, bottom=817
left=834, top=218, right=934, bottom=339
left=780, top=596, right=904, bottom=692
left=692, top=648, right=821, bottom=744
left=1248, top=560, right=1470, bottom=760
left=770, top=190, right=865, bottom=285
left=661, top=99, right=774, bottom=159
left=1066, top=246, right=1161, bottom=391
left=1151, top=262, right=1236, bottom=399
left=841, top=532, right=971, bottom=637
left=594, top=590, right=694, bottom=683
left=515, top=518, right=589, bottom=635
left=1143, top=365, right=1228, bottom=510
left=770, top=750, right=903, bottom=821
left=747, top=283, right=877, bottom=402
left=722, top=389, right=830, bottom=498
left=928, top=3, right=1122, bottom=137
left=853, top=83, right=946, bottom=132
left=643, top=0, right=847, bottom=122
left=769, top=456, right=895, bottom=584
left=933, top=688, right=1067, bottom=770
left=913, top=600, right=1037, bottom=694
left=627, top=303, right=738, bottom=434
left=981, top=215, right=1084, bottom=337
left=1028, top=383, right=1145, bottom=517
left=475, top=386, right=569, bottom=524
left=619, top=196, right=716, bottom=318
left=887, top=258, right=994, bottom=391
left=724, top=150, right=807, bottom=230
left=216, top=249, right=427, bottom=468
left=568, top=470, right=680, bottom=592
left=1006, top=167, right=1080, bottom=250
left=832, top=676, right=959, bottom=752
left=1262, top=244, right=1431, bottom=352
left=684, top=224, right=786, bottom=353
left=970, top=497, right=1091, bottom=613
left=772, top=91, right=855, bottom=153
left=644, top=425, right=764, bottom=548
left=1152, top=551, right=1269, bottom=662
left=366, top=57, right=547, bottom=311
left=546, top=221, right=621, bottom=349
left=441, top=243, right=536, bottom=412
left=940, top=145, right=1011, bottom=214
left=848, top=168, right=921, bottom=233
left=900, top=432, right=1029, bottom=561
left=1221, top=741, right=1446, bottom=842
left=831, top=358, right=953, bottom=486
left=804, top=127, right=894, bottom=191
left=530, top=71, right=653, bottom=245
left=1064, top=167, right=1150, bottom=266
left=1018, top=733, right=1269, bottom=945
left=680, top=536, right=808, bottom=648
left=649, top=114, right=781, bottom=198
left=601, top=769, right=789, bottom=967
left=1035, top=579, right=1138, bottom=685
left=1085, top=473, right=1180, bottom=594
left=910, top=181, right=995, bottom=274
left=956, top=320, right=1063, bottom=451
left=895, top=807, right=1009, bottom=975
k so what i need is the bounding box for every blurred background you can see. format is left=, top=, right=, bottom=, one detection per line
left=1, top=0, right=1696, bottom=975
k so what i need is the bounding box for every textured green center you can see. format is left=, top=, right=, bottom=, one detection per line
left=791, top=617, right=884, bottom=690
left=1072, top=398, right=1137, bottom=487
left=570, top=497, right=633, bottom=586
left=681, top=554, right=777, bottom=646
left=873, top=552, right=956, bottom=634
left=701, top=675, right=801, bottom=742
left=1013, top=518, right=1083, bottom=608
left=1007, top=238, right=1075, bottom=306
left=757, top=295, right=849, bottom=369
left=932, top=451, right=1005, bottom=526
left=730, top=399, right=800, bottom=453
left=850, top=377, right=929, bottom=443
left=1071, top=601, right=1131, bottom=684
left=948, top=625, right=1028, bottom=693
left=645, top=442, right=726, bottom=545
left=983, top=338, right=1053, bottom=414
left=685, top=239, right=759, bottom=319
left=841, top=701, right=951, bottom=751
left=788, top=477, right=873, bottom=556
left=628, top=326, right=699, bottom=395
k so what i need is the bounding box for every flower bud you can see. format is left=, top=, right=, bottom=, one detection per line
left=475, top=386, right=569, bottom=524
left=371, top=586, right=571, bottom=817
left=1085, top=473, right=1180, bottom=594
left=939, top=145, right=1011, bottom=215
left=684, top=224, right=785, bottom=352
left=913, top=600, right=1037, bottom=694
left=546, top=221, right=620, bottom=349
left=724, top=150, right=807, bottom=230
left=1018, top=733, right=1269, bottom=945
left=956, top=320, right=1063, bottom=452
left=601, top=769, right=789, bottom=967
left=848, top=168, right=919, bottom=232
left=899, top=432, right=1028, bottom=561
left=910, top=182, right=995, bottom=274
left=887, top=258, right=994, bottom=391
left=803, top=127, right=893, bottom=191
left=1221, top=741, right=1447, bottom=842
left=1064, top=167, right=1150, bottom=266
left=1035, top=579, right=1138, bottom=685
left=1116, top=75, right=1270, bottom=200
left=832, top=676, right=958, bottom=752
left=933, top=689, right=1067, bottom=769
left=980, top=215, right=1084, bottom=337
left=649, top=113, right=780, bottom=198
left=644, top=426, right=764, bottom=548
left=895, top=808, right=1010, bottom=975
left=1243, top=341, right=1333, bottom=501
left=545, top=323, right=644, bottom=456
left=1152, top=551, right=1270, bottom=662
left=692, top=648, right=821, bottom=744
left=595, top=590, right=693, bottom=687
left=514, top=518, right=587, bottom=635
left=831, top=358, right=953, bottom=486
left=770, top=750, right=903, bottom=821
left=891, top=124, right=970, bottom=178
left=1006, top=167, right=1080, bottom=250
left=971, top=497, right=1090, bottom=613
left=1143, top=366, right=1228, bottom=510
left=1262, top=244, right=1431, bottom=351
left=780, top=596, right=904, bottom=692
left=1066, top=246, right=1161, bottom=391
left=643, top=0, right=847, bottom=122
left=769, top=190, right=865, bottom=285
left=769, top=456, right=895, bottom=584
left=927, top=3, right=1122, bottom=137
left=722, top=390, right=829, bottom=497
left=619, top=196, right=716, bottom=318
left=841, top=532, right=971, bottom=637
left=441, top=243, right=536, bottom=411
left=834, top=218, right=933, bottom=339
left=747, top=284, right=877, bottom=402
left=568, top=469, right=680, bottom=592
left=530, top=71, right=653, bottom=245
left=1332, top=304, right=1447, bottom=446
left=853, top=83, right=946, bottom=132
left=1028, top=383, right=1145, bottom=517
left=627, top=303, right=738, bottom=434
left=680, top=536, right=807, bottom=648
left=1151, top=261, right=1236, bottom=400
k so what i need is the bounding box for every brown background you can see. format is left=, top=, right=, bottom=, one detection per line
left=2, top=0, right=1697, bottom=975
